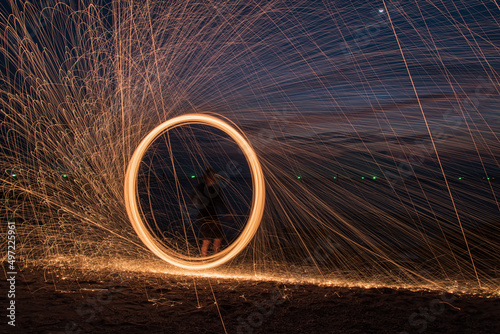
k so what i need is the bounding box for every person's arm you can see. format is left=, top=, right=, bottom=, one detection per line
left=217, top=187, right=233, bottom=220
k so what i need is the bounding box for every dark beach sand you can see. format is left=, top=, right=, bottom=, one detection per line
left=5, top=265, right=500, bottom=334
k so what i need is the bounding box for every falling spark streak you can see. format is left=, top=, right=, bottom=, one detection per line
left=382, top=0, right=481, bottom=287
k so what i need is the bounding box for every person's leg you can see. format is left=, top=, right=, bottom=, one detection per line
left=213, top=238, right=222, bottom=254
left=201, top=239, right=211, bottom=257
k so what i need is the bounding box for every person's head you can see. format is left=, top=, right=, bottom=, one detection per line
left=202, top=167, right=217, bottom=184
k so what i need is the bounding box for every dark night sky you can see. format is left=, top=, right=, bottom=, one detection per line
left=1, top=0, right=499, bottom=178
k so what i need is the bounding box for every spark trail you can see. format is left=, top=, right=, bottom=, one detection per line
left=0, top=0, right=499, bottom=293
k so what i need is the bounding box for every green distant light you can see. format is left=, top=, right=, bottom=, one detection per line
left=487, top=177, right=491, bottom=180
left=11, top=173, right=17, bottom=178
left=372, top=176, right=377, bottom=180
left=297, top=176, right=301, bottom=179
left=333, top=176, right=337, bottom=180
left=62, top=174, right=68, bottom=178
left=191, top=175, right=196, bottom=179
left=361, top=176, right=365, bottom=180
left=458, top=177, right=462, bottom=180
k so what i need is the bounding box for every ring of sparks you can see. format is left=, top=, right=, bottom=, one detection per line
left=124, top=114, right=266, bottom=270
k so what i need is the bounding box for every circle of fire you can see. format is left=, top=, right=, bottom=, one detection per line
left=124, top=114, right=266, bottom=270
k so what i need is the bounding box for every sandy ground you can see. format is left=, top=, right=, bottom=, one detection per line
left=2, top=265, right=499, bottom=334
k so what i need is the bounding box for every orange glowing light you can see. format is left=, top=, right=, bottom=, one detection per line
left=124, top=114, right=266, bottom=270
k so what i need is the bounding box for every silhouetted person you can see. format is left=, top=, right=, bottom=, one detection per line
left=192, top=168, right=232, bottom=257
